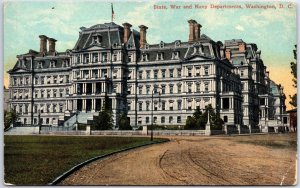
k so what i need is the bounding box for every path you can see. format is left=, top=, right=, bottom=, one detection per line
left=60, top=135, right=296, bottom=185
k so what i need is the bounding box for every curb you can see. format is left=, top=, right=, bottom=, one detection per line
left=49, top=139, right=169, bottom=185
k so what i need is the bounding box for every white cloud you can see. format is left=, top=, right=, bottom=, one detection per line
left=235, top=25, right=244, bottom=31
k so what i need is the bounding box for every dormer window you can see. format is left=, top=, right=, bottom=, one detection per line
left=62, top=60, right=69, bottom=67
left=157, top=52, right=164, bottom=61
left=37, top=61, right=43, bottom=69
left=19, top=59, right=26, bottom=68
left=145, top=44, right=149, bottom=49
left=159, top=41, right=165, bottom=48
left=49, top=61, right=56, bottom=68
left=175, top=40, right=181, bottom=47
left=141, top=54, right=148, bottom=61
left=172, top=51, right=180, bottom=59
left=92, top=35, right=102, bottom=44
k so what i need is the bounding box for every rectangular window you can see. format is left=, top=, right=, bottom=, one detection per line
left=139, top=103, right=143, bottom=111
left=157, top=53, right=164, bottom=60
left=93, top=53, right=98, bottom=62
left=128, top=55, right=132, bottom=62
left=53, top=90, right=57, bottom=98
left=102, top=52, right=108, bottom=62
left=188, top=101, right=192, bottom=110
left=205, top=83, right=209, bottom=92
left=113, top=54, right=117, bottom=61
left=188, top=84, right=192, bottom=93
left=169, top=116, right=173, bottom=123
left=188, top=68, right=192, bottom=77
left=84, top=54, right=89, bottom=63
left=177, top=68, right=181, bottom=77
left=169, top=103, right=173, bottom=111
left=146, top=103, right=150, bottom=111
left=161, top=116, right=165, bottom=123
left=146, top=86, right=150, bottom=94
left=139, top=87, right=143, bottom=94
left=154, top=70, right=158, bottom=79
left=162, top=86, right=166, bottom=94
left=196, top=83, right=200, bottom=92
left=177, top=116, right=181, bottom=123
left=53, top=104, right=57, bottom=113
left=127, top=104, right=131, bottom=111
left=178, top=85, right=181, bottom=93
left=41, top=76, right=44, bottom=84
left=204, top=66, right=209, bottom=75
left=146, top=71, right=150, bottom=79
left=142, top=54, right=148, bottom=61
left=178, top=102, right=182, bottom=110
left=162, top=102, right=165, bottom=111
left=47, top=76, right=51, bottom=84
left=196, top=67, right=200, bottom=76
left=170, top=85, right=173, bottom=94
left=146, top=117, right=150, bottom=123
left=139, top=71, right=143, bottom=79
left=162, top=70, right=166, bottom=78
left=223, top=98, right=230, bottom=109
left=170, top=69, right=174, bottom=78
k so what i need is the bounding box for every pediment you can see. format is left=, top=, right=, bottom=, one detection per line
left=184, top=54, right=212, bottom=61
left=83, top=45, right=106, bottom=51
left=9, top=67, right=29, bottom=73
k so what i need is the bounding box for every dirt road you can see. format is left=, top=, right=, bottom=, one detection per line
left=61, top=134, right=297, bottom=185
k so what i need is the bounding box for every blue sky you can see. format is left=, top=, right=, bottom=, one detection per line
left=3, top=1, right=297, bottom=109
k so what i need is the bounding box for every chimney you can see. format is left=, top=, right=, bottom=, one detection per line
left=139, top=25, right=148, bottom=49
left=238, top=42, right=246, bottom=52
left=48, top=38, right=57, bottom=53
left=39, top=35, right=48, bottom=54
left=194, top=23, right=202, bottom=41
left=225, top=49, right=231, bottom=60
left=122, top=22, right=132, bottom=43
left=188, top=19, right=196, bottom=43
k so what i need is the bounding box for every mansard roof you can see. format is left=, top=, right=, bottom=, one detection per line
left=224, top=39, right=244, bottom=46
left=73, top=22, right=123, bottom=51
left=127, top=29, right=140, bottom=49
left=270, top=80, right=282, bottom=95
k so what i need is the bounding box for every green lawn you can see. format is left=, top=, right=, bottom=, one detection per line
left=4, top=135, right=167, bottom=185
left=234, top=133, right=297, bottom=150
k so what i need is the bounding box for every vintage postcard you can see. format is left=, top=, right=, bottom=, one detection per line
left=3, top=0, right=297, bottom=186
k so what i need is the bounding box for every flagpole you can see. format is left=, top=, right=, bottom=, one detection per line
left=111, top=3, right=114, bottom=22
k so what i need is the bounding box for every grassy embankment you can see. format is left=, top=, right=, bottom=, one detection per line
left=4, top=135, right=167, bottom=185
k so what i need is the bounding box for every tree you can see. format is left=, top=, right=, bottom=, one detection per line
left=92, top=106, right=113, bottom=130
left=184, top=104, right=224, bottom=130
left=185, top=116, right=197, bottom=130
left=118, top=114, right=132, bottom=130
left=289, top=45, right=297, bottom=108
left=4, top=110, right=19, bottom=130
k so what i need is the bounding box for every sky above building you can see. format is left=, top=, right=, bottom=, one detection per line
left=3, top=1, right=297, bottom=109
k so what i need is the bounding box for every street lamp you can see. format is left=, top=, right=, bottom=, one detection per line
left=38, top=110, right=41, bottom=134
left=151, top=87, right=161, bottom=141
left=75, top=110, right=79, bottom=131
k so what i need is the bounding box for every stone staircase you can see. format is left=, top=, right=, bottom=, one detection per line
left=63, top=112, right=95, bottom=129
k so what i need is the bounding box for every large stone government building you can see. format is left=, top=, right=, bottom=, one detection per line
left=8, top=20, right=288, bottom=129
